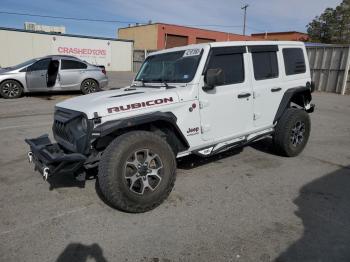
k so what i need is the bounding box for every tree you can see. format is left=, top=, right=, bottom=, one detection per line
left=307, top=0, right=350, bottom=43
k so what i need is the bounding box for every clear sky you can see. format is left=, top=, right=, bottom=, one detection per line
left=0, top=0, right=342, bottom=38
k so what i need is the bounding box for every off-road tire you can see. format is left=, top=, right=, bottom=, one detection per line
left=98, top=131, right=176, bottom=213
left=80, top=79, right=100, bottom=95
left=273, top=108, right=311, bottom=157
left=0, top=80, right=23, bottom=99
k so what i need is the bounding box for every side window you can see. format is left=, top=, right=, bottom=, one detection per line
left=252, top=52, right=278, bottom=80
left=207, top=51, right=244, bottom=85
left=283, top=48, right=306, bottom=75
left=61, top=60, right=87, bottom=70
left=28, top=59, right=51, bottom=71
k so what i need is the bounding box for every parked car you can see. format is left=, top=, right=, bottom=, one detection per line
left=0, top=55, right=108, bottom=98
left=26, top=41, right=315, bottom=213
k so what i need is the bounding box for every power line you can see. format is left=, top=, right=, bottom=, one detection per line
left=0, top=10, right=264, bottom=32
left=0, top=11, right=141, bottom=24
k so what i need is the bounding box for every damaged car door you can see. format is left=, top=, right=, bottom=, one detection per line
left=26, top=58, right=51, bottom=91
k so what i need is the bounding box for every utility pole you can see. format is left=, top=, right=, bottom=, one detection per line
left=241, top=4, right=249, bottom=36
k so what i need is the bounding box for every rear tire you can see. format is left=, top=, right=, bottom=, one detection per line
left=273, top=108, right=311, bottom=157
left=98, top=131, right=176, bottom=213
left=81, top=79, right=100, bottom=95
left=0, top=80, right=23, bottom=99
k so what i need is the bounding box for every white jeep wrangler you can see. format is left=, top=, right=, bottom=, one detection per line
left=26, top=41, right=315, bottom=212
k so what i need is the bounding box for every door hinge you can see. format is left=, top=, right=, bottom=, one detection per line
left=199, top=100, right=210, bottom=109
left=201, top=124, right=211, bottom=133
left=253, top=113, right=261, bottom=121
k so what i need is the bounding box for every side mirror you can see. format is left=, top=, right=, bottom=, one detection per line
left=203, top=68, right=225, bottom=91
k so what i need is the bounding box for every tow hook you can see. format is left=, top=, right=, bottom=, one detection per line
left=27, top=151, right=33, bottom=163
left=43, top=167, right=50, bottom=181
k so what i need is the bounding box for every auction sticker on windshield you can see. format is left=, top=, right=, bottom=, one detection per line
left=183, top=49, right=202, bottom=57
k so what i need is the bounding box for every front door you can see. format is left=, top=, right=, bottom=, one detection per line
left=26, top=58, right=51, bottom=91
left=199, top=46, right=254, bottom=141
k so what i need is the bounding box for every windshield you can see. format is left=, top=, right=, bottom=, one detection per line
left=10, top=59, right=38, bottom=69
left=135, top=49, right=203, bottom=83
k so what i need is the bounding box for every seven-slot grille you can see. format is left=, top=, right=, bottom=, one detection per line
left=53, top=119, right=74, bottom=144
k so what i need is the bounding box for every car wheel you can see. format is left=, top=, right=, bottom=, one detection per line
left=0, top=80, right=23, bottom=99
left=98, top=131, right=176, bottom=213
left=81, top=79, right=100, bottom=94
left=273, top=108, right=311, bottom=157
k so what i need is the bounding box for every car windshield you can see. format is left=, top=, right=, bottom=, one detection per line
left=135, top=49, right=203, bottom=83
left=10, top=59, right=38, bottom=69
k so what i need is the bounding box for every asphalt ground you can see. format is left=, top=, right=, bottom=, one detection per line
left=0, top=72, right=349, bottom=262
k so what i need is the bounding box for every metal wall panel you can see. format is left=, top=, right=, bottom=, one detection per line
left=306, top=45, right=350, bottom=95
left=0, top=28, right=133, bottom=72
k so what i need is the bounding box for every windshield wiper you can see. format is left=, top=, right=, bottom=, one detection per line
left=161, top=81, right=176, bottom=89
left=142, top=79, right=176, bottom=89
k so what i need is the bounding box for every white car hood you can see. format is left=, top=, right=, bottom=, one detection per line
left=56, top=87, right=180, bottom=119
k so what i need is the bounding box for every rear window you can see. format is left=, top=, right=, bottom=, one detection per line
left=283, top=48, right=306, bottom=75
left=61, top=60, right=87, bottom=70
left=252, top=51, right=279, bottom=80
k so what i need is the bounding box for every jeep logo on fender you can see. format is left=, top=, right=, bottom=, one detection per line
left=187, top=127, right=200, bottom=136
left=107, top=97, right=174, bottom=113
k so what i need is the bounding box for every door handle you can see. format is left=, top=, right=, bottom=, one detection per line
left=271, top=87, right=282, bottom=92
left=237, top=93, right=251, bottom=99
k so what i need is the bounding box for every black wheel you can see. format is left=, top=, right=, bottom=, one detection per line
left=0, top=80, right=23, bottom=99
left=81, top=79, right=100, bottom=94
left=273, top=108, right=311, bottom=157
left=98, top=131, right=176, bottom=213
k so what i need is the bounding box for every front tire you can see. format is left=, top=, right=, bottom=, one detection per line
left=273, top=108, right=311, bottom=157
left=98, top=131, right=176, bottom=213
left=0, top=80, right=23, bottom=99
left=81, top=79, right=100, bottom=95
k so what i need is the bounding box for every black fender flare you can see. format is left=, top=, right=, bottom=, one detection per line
left=92, top=111, right=190, bottom=149
left=274, top=86, right=313, bottom=123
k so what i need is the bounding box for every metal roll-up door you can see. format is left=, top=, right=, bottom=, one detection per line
left=165, top=34, right=188, bottom=48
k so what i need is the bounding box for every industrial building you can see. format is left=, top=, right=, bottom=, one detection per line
left=251, top=31, right=309, bottom=41
left=0, top=27, right=133, bottom=71
left=118, top=23, right=258, bottom=50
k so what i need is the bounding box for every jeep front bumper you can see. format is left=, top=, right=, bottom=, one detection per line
left=25, top=135, right=87, bottom=180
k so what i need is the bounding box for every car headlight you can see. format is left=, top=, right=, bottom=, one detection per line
left=81, top=117, right=88, bottom=133
left=76, top=116, right=88, bottom=133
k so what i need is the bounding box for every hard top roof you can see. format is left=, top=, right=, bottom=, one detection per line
left=149, top=41, right=305, bottom=56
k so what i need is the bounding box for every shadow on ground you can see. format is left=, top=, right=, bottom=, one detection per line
left=276, top=166, right=350, bottom=262
left=23, top=90, right=82, bottom=99
left=56, top=243, right=107, bottom=262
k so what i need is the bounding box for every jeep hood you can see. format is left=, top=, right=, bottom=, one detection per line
left=56, top=87, right=180, bottom=119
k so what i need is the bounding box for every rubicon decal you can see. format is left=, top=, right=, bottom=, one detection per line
left=107, top=97, right=174, bottom=113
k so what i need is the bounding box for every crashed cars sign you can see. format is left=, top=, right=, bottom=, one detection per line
left=52, top=36, right=112, bottom=67
left=57, top=47, right=107, bottom=56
